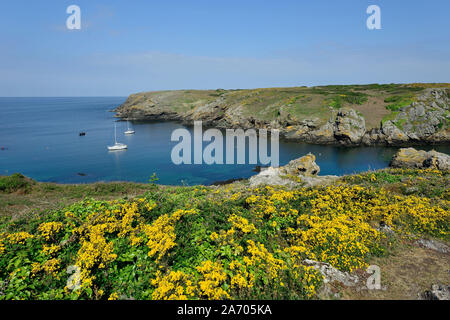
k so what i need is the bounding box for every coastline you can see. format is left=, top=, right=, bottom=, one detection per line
left=114, top=85, right=450, bottom=147
left=1, top=165, right=449, bottom=300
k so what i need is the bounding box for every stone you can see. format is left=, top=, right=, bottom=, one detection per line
left=248, top=167, right=297, bottom=187
left=249, top=153, right=338, bottom=188
left=390, top=148, right=450, bottom=170
left=381, top=121, right=409, bottom=144
left=416, top=239, right=450, bottom=253
left=423, top=150, right=450, bottom=170
left=422, top=284, right=450, bottom=300
left=303, top=259, right=359, bottom=287
left=115, top=87, right=449, bottom=146
left=279, top=153, right=320, bottom=176
left=333, top=108, right=366, bottom=144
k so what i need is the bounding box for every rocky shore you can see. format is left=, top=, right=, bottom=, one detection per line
left=115, top=86, right=450, bottom=146
left=246, top=147, right=450, bottom=188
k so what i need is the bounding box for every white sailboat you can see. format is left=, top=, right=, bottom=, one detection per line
left=124, top=120, right=135, bottom=135
left=108, top=122, right=127, bottom=151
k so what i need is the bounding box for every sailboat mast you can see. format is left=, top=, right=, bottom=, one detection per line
left=114, top=122, right=117, bottom=144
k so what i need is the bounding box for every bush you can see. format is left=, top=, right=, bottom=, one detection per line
left=0, top=173, right=33, bottom=193
left=384, top=95, right=414, bottom=111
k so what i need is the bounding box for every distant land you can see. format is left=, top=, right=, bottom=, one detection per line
left=115, top=83, right=450, bottom=146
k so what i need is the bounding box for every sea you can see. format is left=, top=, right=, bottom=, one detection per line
left=0, top=97, right=448, bottom=185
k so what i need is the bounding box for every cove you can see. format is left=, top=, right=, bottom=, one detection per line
left=0, top=97, right=449, bottom=186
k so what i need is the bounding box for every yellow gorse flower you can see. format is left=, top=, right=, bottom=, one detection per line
left=38, top=222, right=63, bottom=241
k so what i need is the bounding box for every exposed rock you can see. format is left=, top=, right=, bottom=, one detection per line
left=307, top=122, right=336, bottom=144
left=296, top=108, right=366, bottom=145
left=390, top=148, right=429, bottom=168
left=116, top=87, right=449, bottom=146
left=381, top=121, right=409, bottom=144
left=423, top=150, right=450, bottom=170
left=279, top=153, right=320, bottom=176
left=416, top=239, right=450, bottom=254
left=249, top=167, right=298, bottom=188
left=362, top=128, right=384, bottom=145
left=381, top=88, right=450, bottom=145
left=249, top=153, right=338, bottom=187
left=403, top=186, right=419, bottom=195
left=333, top=108, right=366, bottom=144
left=390, top=148, right=450, bottom=170
left=378, top=221, right=394, bottom=234
left=303, top=259, right=359, bottom=287
left=421, top=284, right=450, bottom=300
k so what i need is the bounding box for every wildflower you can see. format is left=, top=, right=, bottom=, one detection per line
left=38, top=222, right=63, bottom=241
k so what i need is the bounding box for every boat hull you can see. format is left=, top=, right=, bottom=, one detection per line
left=107, top=143, right=127, bottom=151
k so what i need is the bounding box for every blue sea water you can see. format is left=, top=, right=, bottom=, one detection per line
left=0, top=97, right=448, bottom=185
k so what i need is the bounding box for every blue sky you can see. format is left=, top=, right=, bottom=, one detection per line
left=0, top=0, right=449, bottom=96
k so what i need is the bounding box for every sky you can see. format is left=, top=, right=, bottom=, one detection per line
left=0, top=0, right=449, bottom=96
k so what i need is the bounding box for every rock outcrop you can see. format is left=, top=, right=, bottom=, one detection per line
left=283, top=108, right=366, bottom=145
left=279, top=153, right=320, bottom=176
left=422, top=284, right=450, bottom=300
left=116, top=87, right=450, bottom=146
left=333, top=109, right=366, bottom=144
left=249, top=153, right=338, bottom=187
left=416, top=239, right=450, bottom=253
left=390, top=148, right=450, bottom=170
left=303, top=259, right=359, bottom=287
left=362, top=88, right=450, bottom=145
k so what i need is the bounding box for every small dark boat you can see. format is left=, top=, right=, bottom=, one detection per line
left=252, top=165, right=268, bottom=173
left=79, top=132, right=86, bottom=136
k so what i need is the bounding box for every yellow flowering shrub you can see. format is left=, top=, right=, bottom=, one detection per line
left=196, top=261, right=229, bottom=299
left=7, top=232, right=34, bottom=245
left=38, top=222, right=63, bottom=241
left=228, top=214, right=257, bottom=234
left=0, top=169, right=447, bottom=300
left=142, top=209, right=197, bottom=261
left=42, top=244, right=60, bottom=256
left=42, top=258, right=60, bottom=277
left=151, top=270, right=196, bottom=300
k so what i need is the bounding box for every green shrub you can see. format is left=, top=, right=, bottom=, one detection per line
left=384, top=95, right=414, bottom=111
left=0, top=173, right=33, bottom=193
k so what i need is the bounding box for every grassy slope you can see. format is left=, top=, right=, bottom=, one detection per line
left=0, top=174, right=154, bottom=221
left=122, top=83, right=450, bottom=129
left=0, top=169, right=448, bottom=300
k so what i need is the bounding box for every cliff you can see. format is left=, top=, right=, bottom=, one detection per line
left=115, top=84, right=450, bottom=146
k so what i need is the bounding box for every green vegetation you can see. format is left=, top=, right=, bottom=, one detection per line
left=0, top=168, right=448, bottom=300
left=121, top=83, right=446, bottom=130
left=342, top=168, right=449, bottom=199
left=0, top=174, right=33, bottom=194
left=381, top=111, right=399, bottom=125
left=384, top=94, right=415, bottom=111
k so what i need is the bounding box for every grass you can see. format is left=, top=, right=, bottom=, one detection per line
left=381, top=111, right=399, bottom=125
left=0, top=174, right=34, bottom=194
left=384, top=94, right=415, bottom=111
left=341, top=168, right=450, bottom=199
left=0, top=168, right=448, bottom=300
left=0, top=177, right=155, bottom=221
left=120, top=83, right=445, bottom=130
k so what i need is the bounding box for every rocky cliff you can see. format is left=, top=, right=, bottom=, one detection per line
left=115, top=85, right=450, bottom=146
left=390, top=147, right=450, bottom=170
